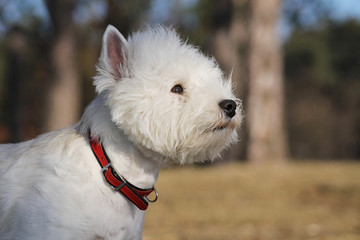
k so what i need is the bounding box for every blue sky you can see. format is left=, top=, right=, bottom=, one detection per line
left=1, top=0, right=360, bottom=34
left=328, top=0, right=360, bottom=20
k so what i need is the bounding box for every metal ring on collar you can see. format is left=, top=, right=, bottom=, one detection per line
left=145, top=187, right=159, bottom=203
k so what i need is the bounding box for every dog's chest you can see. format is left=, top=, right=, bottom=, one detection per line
left=84, top=185, right=146, bottom=239
left=50, top=153, right=146, bottom=239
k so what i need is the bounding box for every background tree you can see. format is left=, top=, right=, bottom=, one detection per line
left=193, top=0, right=288, bottom=163
left=44, top=0, right=80, bottom=131
left=0, top=2, right=50, bottom=142
left=285, top=19, right=360, bottom=159
left=247, top=0, right=288, bottom=163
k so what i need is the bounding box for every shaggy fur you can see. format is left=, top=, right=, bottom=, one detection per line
left=0, top=25, right=242, bottom=239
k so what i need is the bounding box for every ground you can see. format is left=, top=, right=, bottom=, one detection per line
left=143, top=161, right=360, bottom=240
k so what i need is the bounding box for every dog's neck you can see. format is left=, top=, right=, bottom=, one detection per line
left=79, top=95, right=160, bottom=189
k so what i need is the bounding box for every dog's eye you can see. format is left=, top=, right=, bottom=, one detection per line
left=171, top=84, right=184, bottom=94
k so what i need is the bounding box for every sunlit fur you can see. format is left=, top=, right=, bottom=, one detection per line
left=0, top=25, right=242, bottom=239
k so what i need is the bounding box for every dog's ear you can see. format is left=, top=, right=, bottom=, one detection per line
left=101, top=25, right=128, bottom=79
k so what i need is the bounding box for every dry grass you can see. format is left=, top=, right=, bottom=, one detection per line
left=143, top=161, right=360, bottom=240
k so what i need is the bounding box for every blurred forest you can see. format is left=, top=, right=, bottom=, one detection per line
left=0, top=0, right=359, bottom=161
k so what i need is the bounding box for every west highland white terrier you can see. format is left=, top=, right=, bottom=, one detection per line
left=0, top=25, right=242, bottom=239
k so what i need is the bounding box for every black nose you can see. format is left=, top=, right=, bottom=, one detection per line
left=219, top=99, right=236, bottom=118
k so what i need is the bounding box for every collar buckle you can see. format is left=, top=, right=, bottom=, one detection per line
left=101, top=162, right=112, bottom=172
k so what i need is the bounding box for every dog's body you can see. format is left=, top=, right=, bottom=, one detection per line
left=0, top=125, right=157, bottom=239
left=0, top=25, right=242, bottom=239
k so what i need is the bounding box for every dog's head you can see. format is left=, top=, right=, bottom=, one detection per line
left=94, top=25, right=243, bottom=164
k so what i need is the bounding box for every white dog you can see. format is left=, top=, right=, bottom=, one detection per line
left=0, top=25, right=242, bottom=239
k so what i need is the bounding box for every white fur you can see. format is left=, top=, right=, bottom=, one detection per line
left=0, top=25, right=242, bottom=239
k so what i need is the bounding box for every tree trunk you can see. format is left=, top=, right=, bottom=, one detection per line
left=44, top=0, right=80, bottom=131
left=247, top=0, right=288, bottom=163
left=213, top=0, right=251, bottom=161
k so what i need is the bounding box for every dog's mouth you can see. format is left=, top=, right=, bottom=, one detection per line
left=203, top=119, right=239, bottom=134
left=213, top=125, right=227, bottom=131
left=212, top=121, right=236, bottom=132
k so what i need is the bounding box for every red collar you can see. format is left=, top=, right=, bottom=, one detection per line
left=89, top=132, right=157, bottom=210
